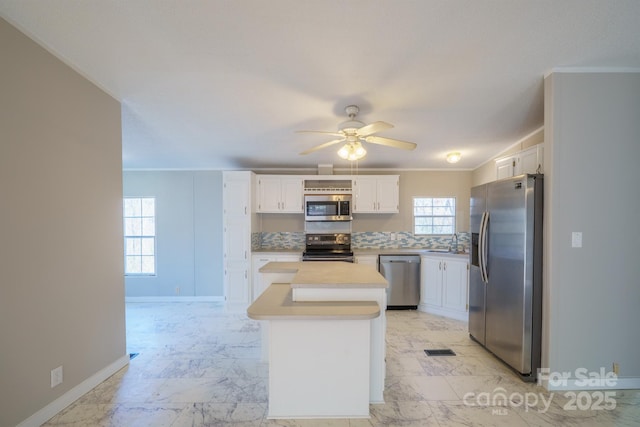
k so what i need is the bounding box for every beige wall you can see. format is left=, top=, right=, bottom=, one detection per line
left=0, top=17, right=125, bottom=426
left=259, top=170, right=473, bottom=233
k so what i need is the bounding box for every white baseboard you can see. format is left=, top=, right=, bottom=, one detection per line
left=17, top=354, right=130, bottom=427
left=418, top=304, right=469, bottom=322
left=125, top=296, right=225, bottom=303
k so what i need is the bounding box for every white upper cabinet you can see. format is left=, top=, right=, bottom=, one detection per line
left=495, top=144, right=544, bottom=180
left=518, top=144, right=544, bottom=175
left=353, top=175, right=399, bottom=213
left=255, top=174, right=399, bottom=214
left=256, top=176, right=304, bottom=213
left=495, top=156, right=517, bottom=180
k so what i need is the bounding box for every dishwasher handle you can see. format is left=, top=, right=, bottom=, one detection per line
left=379, top=255, right=421, bottom=264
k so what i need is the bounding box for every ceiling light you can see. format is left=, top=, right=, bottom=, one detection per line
left=446, top=152, right=462, bottom=163
left=338, top=141, right=367, bottom=161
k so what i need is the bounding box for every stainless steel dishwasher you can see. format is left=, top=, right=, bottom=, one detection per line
left=378, top=254, right=421, bottom=309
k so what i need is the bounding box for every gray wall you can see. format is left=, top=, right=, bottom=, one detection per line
left=0, top=17, right=125, bottom=427
left=544, top=72, right=640, bottom=385
left=123, top=170, right=223, bottom=297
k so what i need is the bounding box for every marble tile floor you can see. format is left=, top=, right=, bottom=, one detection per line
left=43, top=303, right=640, bottom=427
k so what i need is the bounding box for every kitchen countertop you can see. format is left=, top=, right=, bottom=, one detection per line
left=259, top=261, right=389, bottom=288
left=247, top=283, right=380, bottom=320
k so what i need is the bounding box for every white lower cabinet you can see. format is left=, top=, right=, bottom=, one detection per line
left=355, top=254, right=378, bottom=270
left=419, top=255, right=469, bottom=321
left=252, top=253, right=301, bottom=301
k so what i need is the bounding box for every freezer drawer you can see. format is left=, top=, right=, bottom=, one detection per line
left=378, top=254, right=421, bottom=309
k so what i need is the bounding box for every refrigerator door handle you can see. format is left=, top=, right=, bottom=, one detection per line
left=478, top=211, right=485, bottom=282
left=479, top=211, right=489, bottom=283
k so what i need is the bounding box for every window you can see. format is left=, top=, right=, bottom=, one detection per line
left=123, top=197, right=156, bottom=275
left=413, top=197, right=456, bottom=235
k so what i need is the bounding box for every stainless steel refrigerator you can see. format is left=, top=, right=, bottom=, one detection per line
left=469, top=174, right=543, bottom=381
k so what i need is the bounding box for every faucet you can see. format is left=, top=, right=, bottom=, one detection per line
left=450, top=233, right=459, bottom=253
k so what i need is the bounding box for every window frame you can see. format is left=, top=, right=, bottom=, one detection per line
left=123, top=197, right=157, bottom=276
left=413, top=196, right=457, bottom=236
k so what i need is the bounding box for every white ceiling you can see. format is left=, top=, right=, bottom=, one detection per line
left=2, top=1, right=640, bottom=170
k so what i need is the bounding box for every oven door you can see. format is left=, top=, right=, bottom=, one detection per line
left=302, top=250, right=355, bottom=263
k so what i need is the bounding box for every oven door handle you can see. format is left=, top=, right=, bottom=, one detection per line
left=303, top=257, right=355, bottom=262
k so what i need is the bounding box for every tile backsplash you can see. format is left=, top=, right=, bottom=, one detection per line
left=254, top=232, right=305, bottom=250
left=353, top=231, right=469, bottom=251
left=254, top=231, right=470, bottom=251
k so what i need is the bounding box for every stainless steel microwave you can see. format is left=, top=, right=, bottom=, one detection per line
left=304, top=194, right=352, bottom=221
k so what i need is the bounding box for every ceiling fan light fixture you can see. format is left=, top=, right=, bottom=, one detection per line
left=338, top=142, right=366, bottom=161
left=446, top=152, right=462, bottom=163
left=297, top=104, right=416, bottom=157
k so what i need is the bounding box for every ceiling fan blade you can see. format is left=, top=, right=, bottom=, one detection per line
left=364, top=135, right=417, bottom=151
left=299, top=138, right=345, bottom=155
left=357, top=121, right=393, bottom=137
left=296, top=130, right=345, bottom=138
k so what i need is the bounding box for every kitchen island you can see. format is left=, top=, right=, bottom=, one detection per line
left=248, top=261, right=388, bottom=419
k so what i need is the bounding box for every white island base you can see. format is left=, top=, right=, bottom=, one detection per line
left=248, top=282, right=380, bottom=419
left=269, top=319, right=371, bottom=418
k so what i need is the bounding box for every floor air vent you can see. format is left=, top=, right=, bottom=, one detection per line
left=424, top=349, right=456, bottom=356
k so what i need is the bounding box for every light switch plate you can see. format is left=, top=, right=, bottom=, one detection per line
left=571, top=232, right=582, bottom=248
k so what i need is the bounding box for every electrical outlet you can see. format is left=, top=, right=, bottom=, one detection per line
left=571, top=232, right=582, bottom=248
left=613, top=362, right=620, bottom=376
left=51, top=366, right=63, bottom=388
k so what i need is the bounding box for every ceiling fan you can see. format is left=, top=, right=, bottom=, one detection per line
left=298, top=105, right=417, bottom=160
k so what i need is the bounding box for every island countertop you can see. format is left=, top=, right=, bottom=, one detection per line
left=258, top=261, right=388, bottom=289
left=247, top=283, right=380, bottom=320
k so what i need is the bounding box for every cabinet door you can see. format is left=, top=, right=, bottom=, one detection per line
left=252, top=256, right=274, bottom=301
left=225, top=262, right=250, bottom=305
left=496, top=156, right=516, bottom=180
left=421, top=257, right=442, bottom=306
left=257, top=176, right=281, bottom=212
left=376, top=176, right=399, bottom=213
left=224, top=220, right=250, bottom=262
left=442, top=259, right=468, bottom=311
left=224, top=175, right=250, bottom=217
left=518, top=145, right=543, bottom=175
left=280, top=177, right=304, bottom=213
left=353, top=177, right=378, bottom=213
